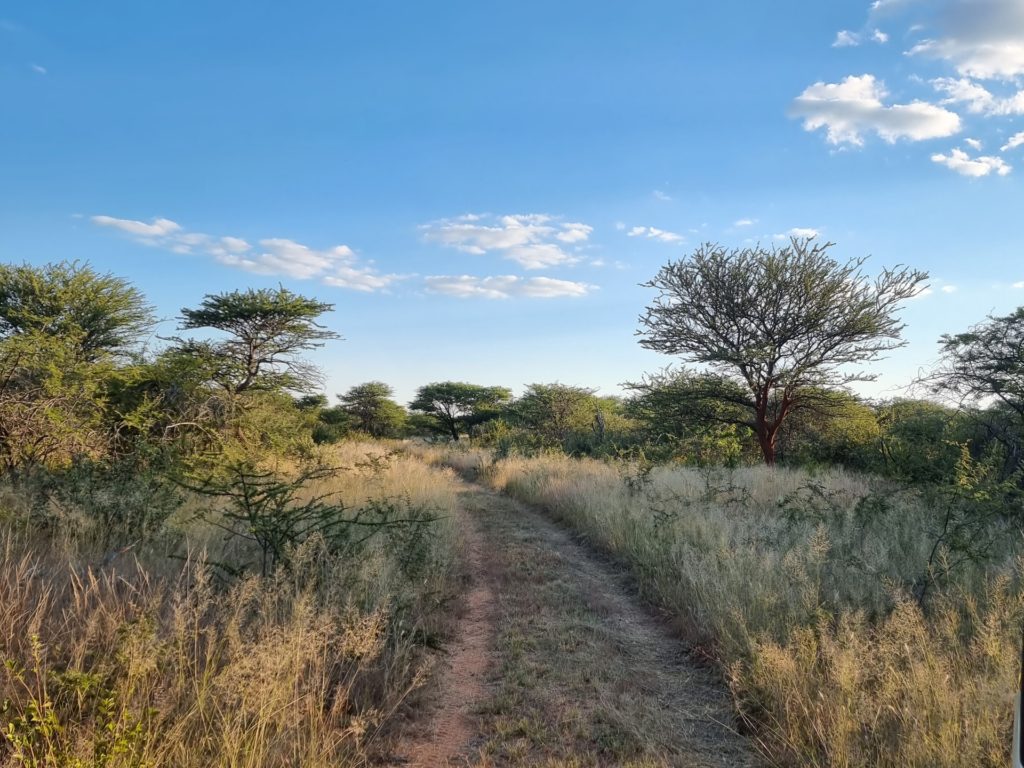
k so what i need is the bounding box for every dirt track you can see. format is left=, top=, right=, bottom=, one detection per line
left=389, top=475, right=759, bottom=767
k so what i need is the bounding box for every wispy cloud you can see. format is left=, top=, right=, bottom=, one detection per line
left=832, top=28, right=889, bottom=47
left=93, top=215, right=182, bottom=237
left=91, top=215, right=398, bottom=292
left=1002, top=131, right=1024, bottom=151
left=775, top=227, right=821, bottom=240
left=734, top=218, right=757, bottom=227
left=420, top=213, right=591, bottom=269
left=791, top=74, right=961, bottom=146
left=424, top=275, right=595, bottom=299
left=652, top=190, right=672, bottom=202
left=626, top=225, right=684, bottom=243
left=932, top=77, right=1024, bottom=116
left=30, top=63, right=46, bottom=75
left=931, top=147, right=1011, bottom=176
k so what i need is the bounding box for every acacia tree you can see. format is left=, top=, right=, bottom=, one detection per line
left=409, top=382, right=512, bottom=441
left=933, top=307, right=1024, bottom=419
left=338, top=381, right=407, bottom=437
left=0, top=261, right=153, bottom=361
left=0, top=262, right=155, bottom=472
left=931, top=307, right=1024, bottom=475
left=176, top=287, right=340, bottom=395
left=511, top=383, right=599, bottom=445
left=638, top=239, right=927, bottom=464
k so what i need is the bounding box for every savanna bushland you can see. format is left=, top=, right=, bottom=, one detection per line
left=1, top=240, right=1022, bottom=767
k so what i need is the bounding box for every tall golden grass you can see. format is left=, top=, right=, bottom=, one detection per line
left=421, top=447, right=1022, bottom=767
left=0, top=442, right=462, bottom=767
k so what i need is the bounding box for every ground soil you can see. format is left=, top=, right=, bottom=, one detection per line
left=386, top=474, right=760, bottom=767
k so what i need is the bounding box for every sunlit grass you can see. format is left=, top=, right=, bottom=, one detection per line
left=418, top=446, right=1023, bottom=767
left=0, top=442, right=462, bottom=767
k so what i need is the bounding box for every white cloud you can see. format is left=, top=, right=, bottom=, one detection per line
left=219, top=236, right=251, bottom=253
left=775, top=227, right=820, bottom=240
left=908, top=0, right=1024, bottom=80
left=91, top=214, right=396, bottom=291
left=424, top=275, right=595, bottom=299
left=1002, top=131, right=1024, bottom=151
left=834, top=30, right=861, bottom=47
left=932, top=76, right=1024, bottom=115
left=834, top=28, right=889, bottom=47
left=1013, top=281, right=1024, bottom=288
left=941, top=285, right=958, bottom=293
left=791, top=74, right=961, bottom=146
left=734, top=218, right=757, bottom=227
left=931, top=147, right=1012, bottom=176
left=652, top=190, right=673, bottom=201
left=421, top=213, right=591, bottom=269
left=30, top=63, right=46, bottom=75
left=815, top=2, right=1024, bottom=177
left=91, top=215, right=182, bottom=237
left=626, top=225, right=684, bottom=243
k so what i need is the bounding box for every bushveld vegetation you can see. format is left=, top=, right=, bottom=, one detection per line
left=2, top=239, right=1022, bottom=767
left=417, top=448, right=1020, bottom=766
left=0, top=262, right=465, bottom=766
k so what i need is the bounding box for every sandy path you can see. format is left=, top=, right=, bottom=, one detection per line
left=386, top=485, right=495, bottom=767
left=388, top=472, right=759, bottom=766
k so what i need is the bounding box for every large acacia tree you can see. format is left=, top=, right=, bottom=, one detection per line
left=637, top=239, right=927, bottom=464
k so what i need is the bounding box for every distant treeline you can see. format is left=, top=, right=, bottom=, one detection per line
left=1, top=246, right=1022, bottom=494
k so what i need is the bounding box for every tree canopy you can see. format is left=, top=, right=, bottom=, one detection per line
left=638, top=239, right=927, bottom=464
left=409, top=381, right=512, bottom=441
left=510, top=383, right=600, bottom=446
left=933, top=307, right=1024, bottom=420
left=0, top=261, right=153, bottom=360
left=337, top=381, right=407, bottom=437
left=177, top=287, right=340, bottom=395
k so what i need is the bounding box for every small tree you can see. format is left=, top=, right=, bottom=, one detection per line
left=409, top=382, right=511, bottom=441
left=176, top=287, right=340, bottom=395
left=511, top=383, right=599, bottom=446
left=638, top=239, right=927, bottom=464
left=337, top=381, right=407, bottom=438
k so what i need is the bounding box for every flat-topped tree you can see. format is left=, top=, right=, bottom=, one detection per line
left=409, top=381, right=512, bottom=441
left=638, top=239, right=927, bottom=465
left=177, top=287, right=340, bottom=395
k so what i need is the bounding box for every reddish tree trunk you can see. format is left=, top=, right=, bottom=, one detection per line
left=757, top=426, right=777, bottom=466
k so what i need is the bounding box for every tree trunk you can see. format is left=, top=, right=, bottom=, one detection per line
left=756, top=419, right=777, bottom=466
left=758, top=433, right=776, bottom=465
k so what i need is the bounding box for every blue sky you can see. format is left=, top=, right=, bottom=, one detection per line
left=2, top=0, right=1023, bottom=403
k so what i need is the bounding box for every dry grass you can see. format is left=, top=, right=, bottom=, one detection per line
left=419, top=446, right=1023, bottom=767
left=0, top=442, right=463, bottom=768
